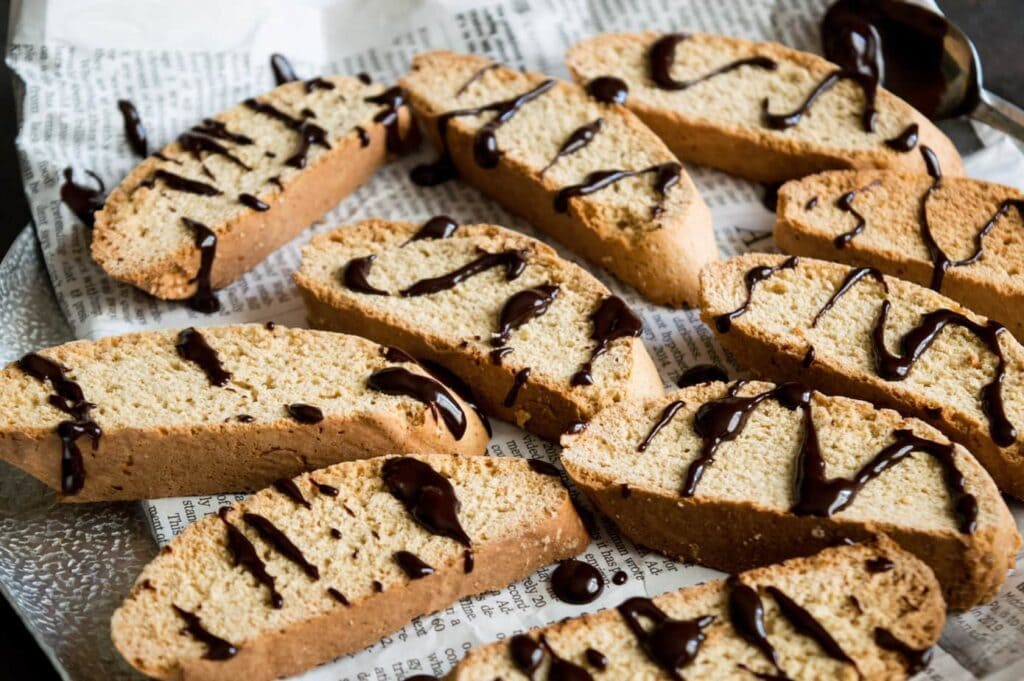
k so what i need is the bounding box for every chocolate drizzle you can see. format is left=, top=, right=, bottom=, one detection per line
left=493, top=284, right=560, bottom=346
left=365, top=86, right=409, bottom=154
left=540, top=118, right=604, bottom=175
left=368, top=367, right=468, bottom=440
left=812, top=267, right=886, bottom=327
left=327, top=587, right=349, bottom=605
left=612, top=570, right=628, bottom=585
left=649, top=33, right=777, bottom=91
left=117, top=99, right=148, bottom=157
left=714, top=256, right=798, bottom=332
left=409, top=215, right=459, bottom=242
left=285, top=403, right=324, bottom=424
left=394, top=550, right=435, bottom=579
left=191, top=119, right=254, bottom=146
left=637, top=400, right=685, bottom=452
left=766, top=587, right=855, bottom=668
left=411, top=79, right=556, bottom=185
left=242, top=512, right=319, bottom=579
left=554, top=162, right=681, bottom=214
left=172, top=605, right=238, bottom=660
left=285, top=120, right=331, bottom=169
left=884, top=123, right=919, bottom=151
left=833, top=179, right=882, bottom=248
left=355, top=125, right=370, bottom=147
left=677, top=364, right=728, bottom=388
left=550, top=559, right=604, bottom=604
left=381, top=457, right=471, bottom=546
left=244, top=97, right=305, bottom=130
left=60, top=167, right=105, bottom=227
left=304, top=77, right=335, bottom=93
left=143, top=169, right=222, bottom=196
left=401, top=250, right=527, bottom=297
left=617, top=597, right=715, bottom=679
left=504, top=368, right=531, bottom=407
left=865, top=556, right=895, bottom=573
left=763, top=70, right=877, bottom=132
left=586, top=76, right=629, bottom=104
left=315, top=482, right=339, bottom=497
left=342, top=255, right=389, bottom=295
left=509, top=634, right=544, bottom=678
left=270, top=53, right=298, bottom=85
left=455, top=62, right=500, bottom=96
left=273, top=478, right=311, bottom=509
left=541, top=635, right=595, bottom=681
left=238, top=193, right=269, bottom=211
left=726, top=577, right=785, bottom=678
left=874, top=627, right=933, bottom=674
left=219, top=508, right=283, bottom=608
left=178, top=127, right=250, bottom=170
left=584, top=648, right=608, bottom=670
left=182, top=220, right=218, bottom=313
left=571, top=296, right=644, bottom=386
left=176, top=327, right=231, bottom=386
left=18, top=353, right=101, bottom=494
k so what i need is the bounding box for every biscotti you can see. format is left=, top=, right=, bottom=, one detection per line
left=0, top=324, right=489, bottom=501
left=699, top=253, right=1024, bottom=498
left=295, top=218, right=664, bottom=440
left=565, top=32, right=963, bottom=183
left=111, top=454, right=589, bottom=681
left=775, top=154, right=1024, bottom=337
left=561, top=379, right=1019, bottom=610
left=447, top=538, right=944, bottom=680
left=92, top=76, right=412, bottom=312
left=399, top=51, right=715, bottom=307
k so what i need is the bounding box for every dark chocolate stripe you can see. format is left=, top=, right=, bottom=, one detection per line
left=172, top=605, right=238, bottom=659
left=649, top=33, right=777, bottom=91
left=219, top=508, right=282, bottom=608
left=242, top=512, right=319, bottom=579
left=554, top=162, right=681, bottom=214
left=400, top=249, right=527, bottom=297
left=368, top=368, right=467, bottom=440
left=176, top=327, right=231, bottom=387
left=713, top=256, right=798, bottom=332
left=381, top=457, right=471, bottom=546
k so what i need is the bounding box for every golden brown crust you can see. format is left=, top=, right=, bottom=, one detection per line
left=565, top=32, right=964, bottom=183
left=399, top=51, right=716, bottom=308
left=775, top=170, right=1024, bottom=339
left=295, top=220, right=665, bottom=441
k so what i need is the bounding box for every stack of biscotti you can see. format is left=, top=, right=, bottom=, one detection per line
left=699, top=253, right=1024, bottom=498
left=565, top=32, right=962, bottom=182
left=93, top=76, right=412, bottom=310
left=447, top=538, right=944, bottom=680
left=0, top=324, right=488, bottom=500
left=111, top=454, right=588, bottom=681
left=775, top=159, right=1024, bottom=338
left=400, top=51, right=715, bottom=307
left=295, top=218, right=664, bottom=440
left=561, top=379, right=1019, bottom=610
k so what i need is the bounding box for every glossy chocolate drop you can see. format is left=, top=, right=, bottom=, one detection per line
left=833, top=180, right=882, bottom=248
left=60, top=167, right=105, bottom=228
left=381, top=456, right=472, bottom=546
left=554, top=163, right=680, bottom=214
left=355, top=125, right=371, bottom=147
left=527, top=459, right=561, bottom=477
left=285, top=403, right=324, bottom=424
left=342, top=254, right=389, bottom=295
left=586, top=76, right=628, bottom=104
left=542, top=635, right=595, bottom=681
left=382, top=345, right=416, bottom=364
left=182, top=217, right=222, bottom=313
left=304, top=77, right=335, bottom=93
left=494, top=284, right=560, bottom=346
left=584, top=648, right=608, bottom=670
left=551, top=559, right=604, bottom=604
left=884, top=123, right=919, bottom=152
left=365, top=86, right=410, bottom=154
left=727, top=577, right=783, bottom=675
left=766, top=587, right=856, bottom=667
left=327, top=587, right=350, bottom=605
left=176, top=327, right=231, bottom=387
left=865, top=556, right=895, bottom=573
left=219, top=508, right=283, bottom=608
left=409, top=215, right=458, bottom=242
left=415, top=359, right=492, bottom=438
left=571, top=296, right=644, bottom=386
left=637, top=400, right=685, bottom=452
left=463, top=548, right=475, bottom=574
left=270, top=53, right=298, bottom=85
left=401, top=249, right=527, bottom=297
left=509, top=634, right=544, bottom=678
left=172, top=605, right=238, bottom=660
left=714, top=257, right=798, bottom=332
left=242, top=512, right=319, bottom=579
left=117, top=99, right=148, bottom=157
left=649, top=33, right=777, bottom=91
left=329, top=528, right=342, bottom=539
left=394, top=550, right=435, bottom=579
left=612, top=570, right=628, bottom=585
left=273, top=477, right=311, bottom=509
left=315, top=482, right=339, bottom=497
left=618, top=597, right=715, bottom=677
left=144, top=169, right=221, bottom=196
left=565, top=421, right=588, bottom=435
left=504, top=367, right=531, bottom=407
left=368, top=367, right=468, bottom=440
left=805, top=196, right=819, bottom=210
left=541, top=118, right=604, bottom=175
left=874, top=627, right=933, bottom=674
left=285, top=120, right=331, bottom=169
left=238, top=193, right=270, bottom=211
left=677, top=364, right=728, bottom=388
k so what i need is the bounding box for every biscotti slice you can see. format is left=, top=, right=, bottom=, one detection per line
left=775, top=158, right=1024, bottom=338
left=448, top=538, right=944, bottom=680
left=0, top=324, right=489, bottom=501
left=561, top=380, right=1018, bottom=610
left=294, top=218, right=664, bottom=440
left=565, top=32, right=963, bottom=183
left=112, top=454, right=589, bottom=681
left=699, top=253, right=1024, bottom=499
left=399, top=51, right=715, bottom=307
left=92, top=76, right=412, bottom=311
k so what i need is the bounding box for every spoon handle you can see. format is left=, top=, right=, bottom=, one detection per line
left=972, top=90, right=1024, bottom=144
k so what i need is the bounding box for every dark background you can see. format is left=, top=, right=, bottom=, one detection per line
left=0, top=1, right=1022, bottom=679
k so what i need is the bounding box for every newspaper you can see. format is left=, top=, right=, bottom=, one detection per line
left=6, top=0, right=1024, bottom=678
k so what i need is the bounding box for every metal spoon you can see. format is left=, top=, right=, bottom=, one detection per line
left=822, top=0, right=1024, bottom=143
